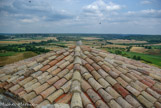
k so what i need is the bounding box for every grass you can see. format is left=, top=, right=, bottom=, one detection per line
left=105, top=48, right=161, bottom=68
left=124, top=52, right=161, bottom=66
left=0, top=51, right=37, bottom=66
left=152, top=45, right=161, bottom=49
left=51, top=41, right=67, bottom=45
left=2, top=37, right=45, bottom=41
left=0, top=37, right=57, bottom=45
left=0, top=52, right=18, bottom=57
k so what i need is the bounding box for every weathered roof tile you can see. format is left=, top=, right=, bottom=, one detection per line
left=47, top=89, right=64, bottom=103
left=86, top=89, right=101, bottom=103
left=116, top=97, right=132, bottom=108
left=114, top=83, right=130, bottom=98
left=23, top=91, right=36, bottom=102
left=29, top=95, right=43, bottom=105
left=54, top=78, right=67, bottom=89
left=49, top=60, right=58, bottom=66
left=82, top=73, right=93, bottom=80
left=105, top=76, right=117, bottom=86
left=25, top=82, right=41, bottom=93
left=86, top=104, right=95, bottom=108
left=47, top=76, right=59, bottom=85
left=64, top=70, right=73, bottom=80
left=101, top=65, right=111, bottom=72
left=155, top=102, right=161, bottom=108
left=34, top=83, right=50, bottom=95
left=61, top=80, right=72, bottom=93
left=141, top=80, right=153, bottom=87
left=88, top=78, right=103, bottom=91
left=33, top=64, right=43, bottom=71
left=97, top=69, right=109, bottom=78
left=19, top=77, right=33, bottom=86
left=81, top=80, right=92, bottom=92
left=106, top=86, right=120, bottom=99
left=116, top=77, right=128, bottom=88
left=109, top=100, right=122, bottom=108
left=40, top=86, right=56, bottom=98
left=98, top=89, right=113, bottom=103
left=40, top=65, right=50, bottom=72
left=125, top=95, right=141, bottom=107
left=108, top=71, right=119, bottom=78
left=98, top=78, right=110, bottom=88
left=74, top=56, right=82, bottom=64
left=81, top=92, right=92, bottom=107
left=36, top=100, right=50, bottom=108
left=71, top=92, right=83, bottom=108
left=130, top=82, right=143, bottom=92
left=86, top=58, right=94, bottom=64
left=9, top=84, right=20, bottom=92
left=91, top=70, right=102, bottom=80
left=126, top=85, right=140, bottom=97
left=18, top=90, right=26, bottom=97
left=57, top=69, right=69, bottom=78
left=72, top=71, right=81, bottom=82
left=1, top=44, right=161, bottom=108
left=141, top=91, right=157, bottom=104
left=137, top=95, right=153, bottom=108
left=13, top=87, right=24, bottom=95
left=146, top=88, right=160, bottom=99
left=71, top=80, right=81, bottom=93
left=92, top=63, right=101, bottom=71
left=74, top=64, right=81, bottom=71
left=4, top=83, right=14, bottom=90
left=135, top=80, right=148, bottom=90
left=95, top=100, right=109, bottom=108
left=57, top=93, right=72, bottom=104
left=85, top=64, right=95, bottom=72
left=51, top=68, right=61, bottom=76
left=66, top=64, right=74, bottom=70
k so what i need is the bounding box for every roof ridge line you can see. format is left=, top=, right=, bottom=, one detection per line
left=70, top=46, right=83, bottom=108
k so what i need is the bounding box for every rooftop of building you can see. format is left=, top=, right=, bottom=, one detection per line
left=0, top=43, right=161, bottom=108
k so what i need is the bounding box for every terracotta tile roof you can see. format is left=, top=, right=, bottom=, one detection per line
left=0, top=45, right=161, bottom=108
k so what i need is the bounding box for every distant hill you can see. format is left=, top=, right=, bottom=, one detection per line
left=0, top=33, right=161, bottom=43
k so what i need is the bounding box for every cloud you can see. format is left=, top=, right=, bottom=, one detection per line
left=21, top=17, right=39, bottom=23
left=141, top=9, right=161, bottom=14
left=141, top=0, right=151, bottom=4
left=81, top=0, right=122, bottom=21
left=0, top=0, right=74, bottom=22
left=83, top=0, right=121, bottom=12
left=0, top=0, right=161, bottom=34
left=105, top=2, right=121, bottom=11
left=126, top=9, right=161, bottom=18
left=44, top=10, right=74, bottom=21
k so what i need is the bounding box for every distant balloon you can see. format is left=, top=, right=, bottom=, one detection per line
left=29, top=1, right=31, bottom=3
left=99, top=22, right=101, bottom=24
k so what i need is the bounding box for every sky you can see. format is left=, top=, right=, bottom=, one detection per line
left=0, top=0, right=161, bottom=34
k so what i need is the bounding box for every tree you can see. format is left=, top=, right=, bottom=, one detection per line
left=127, top=46, right=132, bottom=52
left=136, top=56, right=141, bottom=60
left=133, top=55, right=137, bottom=59
left=115, top=50, right=122, bottom=55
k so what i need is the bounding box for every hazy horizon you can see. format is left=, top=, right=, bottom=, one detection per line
left=1, top=33, right=161, bottom=35
left=0, top=0, right=161, bottom=34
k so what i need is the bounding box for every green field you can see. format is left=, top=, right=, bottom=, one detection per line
left=151, top=45, right=161, bottom=49
left=0, top=51, right=37, bottom=66
left=2, top=37, right=45, bottom=41
left=105, top=48, right=161, bottom=68
left=0, top=51, right=18, bottom=57
left=124, top=52, right=161, bottom=67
